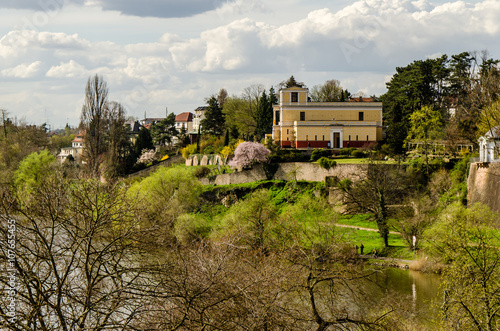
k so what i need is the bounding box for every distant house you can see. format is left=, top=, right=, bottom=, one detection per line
left=479, top=126, right=500, bottom=162
left=127, top=120, right=142, bottom=145
left=272, top=86, right=383, bottom=149
left=189, top=106, right=207, bottom=143
left=192, top=107, right=207, bottom=132
left=139, top=118, right=164, bottom=127
left=57, top=132, right=85, bottom=163
left=175, top=112, right=194, bottom=132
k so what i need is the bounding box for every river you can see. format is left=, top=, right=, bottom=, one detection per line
left=367, top=267, right=442, bottom=328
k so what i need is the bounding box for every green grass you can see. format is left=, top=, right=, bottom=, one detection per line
left=336, top=214, right=377, bottom=229
left=335, top=225, right=413, bottom=260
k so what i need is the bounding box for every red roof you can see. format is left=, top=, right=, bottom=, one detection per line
left=72, top=133, right=84, bottom=142
left=175, top=112, right=193, bottom=122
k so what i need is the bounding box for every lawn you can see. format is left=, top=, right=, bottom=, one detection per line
left=336, top=214, right=377, bottom=229
left=334, top=225, right=413, bottom=260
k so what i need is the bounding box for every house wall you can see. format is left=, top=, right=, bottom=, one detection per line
left=273, top=87, right=383, bottom=148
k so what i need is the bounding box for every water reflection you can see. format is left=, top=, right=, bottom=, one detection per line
left=367, top=267, right=442, bottom=328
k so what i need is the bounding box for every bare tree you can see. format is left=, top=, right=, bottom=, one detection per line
left=105, top=102, right=131, bottom=178
left=80, top=74, right=110, bottom=177
left=338, top=162, right=408, bottom=247
left=310, top=79, right=344, bottom=102
left=0, top=175, right=150, bottom=330
left=217, top=88, right=228, bottom=109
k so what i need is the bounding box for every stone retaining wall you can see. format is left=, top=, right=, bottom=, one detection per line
left=200, top=162, right=368, bottom=186
left=467, top=162, right=500, bottom=215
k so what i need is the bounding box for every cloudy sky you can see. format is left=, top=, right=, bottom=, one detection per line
left=1, top=0, right=499, bottom=129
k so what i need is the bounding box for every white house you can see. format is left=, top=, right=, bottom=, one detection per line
left=479, top=126, right=500, bottom=162
left=57, top=132, right=84, bottom=163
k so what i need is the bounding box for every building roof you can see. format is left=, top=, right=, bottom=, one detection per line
left=484, top=126, right=500, bottom=139
left=175, top=112, right=193, bottom=122
left=72, top=133, right=84, bottom=142
left=349, top=97, right=375, bottom=102
left=194, top=106, right=207, bottom=112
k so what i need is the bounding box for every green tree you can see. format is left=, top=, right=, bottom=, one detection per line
left=223, top=96, right=256, bottom=139
left=201, top=96, right=225, bottom=136
left=218, top=189, right=278, bottom=249
left=406, top=105, right=443, bottom=176
left=255, top=90, right=273, bottom=140
left=13, top=150, right=56, bottom=202
left=224, top=128, right=230, bottom=146
left=127, top=166, right=203, bottom=249
left=150, top=113, right=178, bottom=146
left=426, top=203, right=500, bottom=330
left=279, top=75, right=306, bottom=89
left=381, top=55, right=449, bottom=155
left=134, top=127, right=154, bottom=157
left=0, top=122, right=49, bottom=183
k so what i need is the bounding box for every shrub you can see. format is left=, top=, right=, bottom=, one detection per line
left=310, top=148, right=330, bottom=161
left=263, top=162, right=279, bottom=180
left=229, top=142, right=270, bottom=168
left=181, top=144, right=197, bottom=159
left=351, top=149, right=365, bottom=158
left=194, top=166, right=211, bottom=178
left=318, top=157, right=337, bottom=170
left=174, top=214, right=212, bottom=245
left=339, top=147, right=356, bottom=156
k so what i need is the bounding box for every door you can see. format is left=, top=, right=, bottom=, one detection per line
left=334, top=132, right=340, bottom=148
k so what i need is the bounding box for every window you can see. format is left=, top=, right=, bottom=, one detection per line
left=306, top=135, right=308, bottom=141
left=300, top=112, right=305, bottom=121
left=358, top=112, right=364, bottom=121
left=349, top=135, right=351, bottom=141
left=291, top=92, right=298, bottom=102
left=275, top=110, right=280, bottom=123
left=356, top=135, right=358, bottom=141
left=287, top=129, right=289, bottom=134
left=322, top=135, right=325, bottom=141
left=315, top=135, right=317, bottom=141
left=367, top=135, right=369, bottom=141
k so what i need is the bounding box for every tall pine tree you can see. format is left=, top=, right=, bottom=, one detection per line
left=201, top=96, right=225, bottom=136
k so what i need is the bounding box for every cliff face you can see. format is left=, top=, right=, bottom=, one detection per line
left=467, top=162, right=500, bottom=214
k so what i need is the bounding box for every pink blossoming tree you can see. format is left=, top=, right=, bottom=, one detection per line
left=229, top=142, right=270, bottom=169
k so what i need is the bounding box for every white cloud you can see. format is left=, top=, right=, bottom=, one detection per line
left=1, top=0, right=500, bottom=128
left=2, top=61, right=42, bottom=78
left=46, top=60, right=88, bottom=78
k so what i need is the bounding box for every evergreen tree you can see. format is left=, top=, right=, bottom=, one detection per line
left=255, top=90, right=270, bottom=140
left=196, top=126, right=200, bottom=153
left=224, top=129, right=230, bottom=147
left=150, top=113, right=178, bottom=146
left=134, top=127, right=153, bottom=157
left=381, top=55, right=449, bottom=154
left=201, top=96, right=225, bottom=136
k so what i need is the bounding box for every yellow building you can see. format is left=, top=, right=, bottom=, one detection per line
left=272, top=86, right=383, bottom=148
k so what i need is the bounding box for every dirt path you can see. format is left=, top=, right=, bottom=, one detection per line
left=334, top=223, right=401, bottom=235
